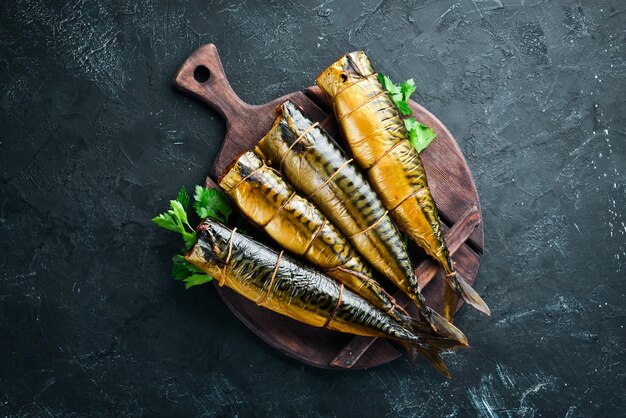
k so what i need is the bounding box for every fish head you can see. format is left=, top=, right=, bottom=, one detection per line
left=316, top=51, right=375, bottom=98
left=185, top=220, right=228, bottom=275
left=219, top=150, right=263, bottom=192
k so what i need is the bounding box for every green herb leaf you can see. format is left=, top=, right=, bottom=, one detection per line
left=193, top=186, right=232, bottom=222
left=182, top=274, right=214, bottom=289
left=400, top=79, right=416, bottom=102
left=153, top=194, right=197, bottom=248
left=176, top=186, right=190, bottom=209
left=153, top=185, right=231, bottom=289
left=379, top=73, right=437, bottom=153
left=379, top=73, right=414, bottom=115
left=152, top=212, right=180, bottom=233
left=182, top=231, right=197, bottom=250
left=172, top=255, right=190, bottom=280
left=170, top=200, right=191, bottom=229
left=396, top=101, right=412, bottom=116
left=404, top=118, right=437, bottom=153
left=171, top=255, right=214, bottom=289
left=378, top=73, right=400, bottom=96
left=172, top=254, right=203, bottom=277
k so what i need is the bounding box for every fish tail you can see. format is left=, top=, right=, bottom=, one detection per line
left=428, top=309, right=470, bottom=346
left=409, top=294, right=470, bottom=345
left=444, top=272, right=491, bottom=318
left=420, top=350, right=452, bottom=379
left=442, top=282, right=458, bottom=322
left=396, top=309, right=470, bottom=377
left=398, top=341, right=452, bottom=379
left=406, top=309, right=469, bottom=348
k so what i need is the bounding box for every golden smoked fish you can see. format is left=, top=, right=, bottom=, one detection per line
left=256, top=101, right=452, bottom=333
left=317, top=52, right=490, bottom=321
left=219, top=150, right=408, bottom=322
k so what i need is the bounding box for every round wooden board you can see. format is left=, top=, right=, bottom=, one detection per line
left=175, top=44, right=484, bottom=370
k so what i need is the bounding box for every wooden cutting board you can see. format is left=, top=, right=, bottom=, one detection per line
left=174, top=44, right=484, bottom=369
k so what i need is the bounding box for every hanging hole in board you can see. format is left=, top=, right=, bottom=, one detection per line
left=194, top=65, right=211, bottom=83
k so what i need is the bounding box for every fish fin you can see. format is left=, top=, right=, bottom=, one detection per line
left=427, top=310, right=470, bottom=347
left=446, top=273, right=491, bottom=316
left=399, top=341, right=421, bottom=363
left=395, top=311, right=469, bottom=349
left=253, top=146, right=267, bottom=160
left=442, top=282, right=458, bottom=322
left=420, top=350, right=452, bottom=379
left=398, top=341, right=451, bottom=379
left=406, top=288, right=470, bottom=343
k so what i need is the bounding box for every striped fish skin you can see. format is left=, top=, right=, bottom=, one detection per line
left=316, top=51, right=489, bottom=321
left=256, top=100, right=422, bottom=310
left=218, top=151, right=405, bottom=320
left=186, top=220, right=422, bottom=339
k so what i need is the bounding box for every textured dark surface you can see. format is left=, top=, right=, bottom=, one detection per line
left=1, top=0, right=624, bottom=416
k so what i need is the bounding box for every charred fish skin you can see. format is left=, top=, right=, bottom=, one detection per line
left=218, top=151, right=407, bottom=321
left=186, top=219, right=467, bottom=376
left=316, top=51, right=490, bottom=321
left=256, top=100, right=420, bottom=309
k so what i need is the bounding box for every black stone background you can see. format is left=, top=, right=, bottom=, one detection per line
left=1, top=0, right=624, bottom=416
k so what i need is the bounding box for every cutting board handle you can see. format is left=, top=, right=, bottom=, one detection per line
left=173, top=44, right=250, bottom=122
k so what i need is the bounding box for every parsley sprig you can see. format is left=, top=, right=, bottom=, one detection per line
left=378, top=74, right=415, bottom=116
left=153, top=185, right=232, bottom=288
left=193, top=186, right=231, bottom=221
left=404, top=118, right=437, bottom=154
left=152, top=187, right=197, bottom=249
left=378, top=73, right=437, bottom=153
